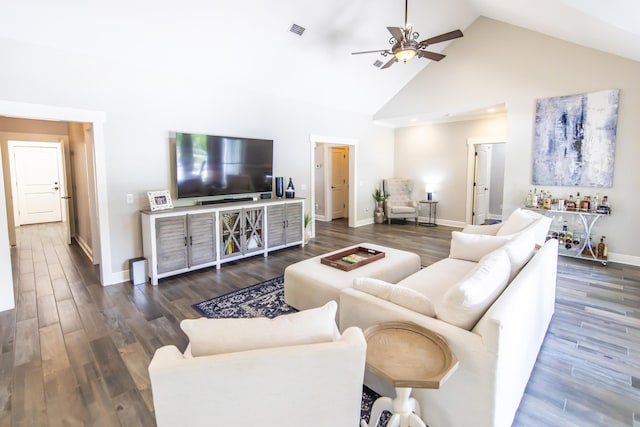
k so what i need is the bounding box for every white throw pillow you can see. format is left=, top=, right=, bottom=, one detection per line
left=437, top=249, right=510, bottom=330
left=501, top=231, right=536, bottom=281
left=180, top=301, right=337, bottom=357
left=353, top=277, right=435, bottom=317
left=496, top=208, right=538, bottom=236
left=449, top=231, right=511, bottom=262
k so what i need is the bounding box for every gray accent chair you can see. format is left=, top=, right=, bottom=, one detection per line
left=382, top=178, right=419, bottom=224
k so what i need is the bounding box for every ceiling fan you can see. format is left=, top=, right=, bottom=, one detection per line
left=352, top=0, right=463, bottom=69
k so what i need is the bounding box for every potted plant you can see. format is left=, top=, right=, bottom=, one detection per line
left=372, top=188, right=388, bottom=224
left=303, top=213, right=311, bottom=243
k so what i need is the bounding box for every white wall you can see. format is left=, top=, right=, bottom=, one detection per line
left=0, top=36, right=394, bottom=287
left=394, top=116, right=507, bottom=226
left=378, top=17, right=640, bottom=264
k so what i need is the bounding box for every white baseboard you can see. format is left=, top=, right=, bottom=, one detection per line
left=75, top=235, right=93, bottom=263
left=608, top=252, right=640, bottom=267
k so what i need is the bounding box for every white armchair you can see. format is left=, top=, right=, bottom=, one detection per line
left=382, top=178, right=419, bottom=224
left=148, top=301, right=367, bottom=427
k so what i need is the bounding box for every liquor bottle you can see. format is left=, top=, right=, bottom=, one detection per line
left=285, top=177, right=295, bottom=199
left=582, top=237, right=593, bottom=256
left=602, top=236, right=608, bottom=259
left=532, top=188, right=538, bottom=207
left=525, top=190, right=534, bottom=207
left=564, top=223, right=573, bottom=249
left=575, top=192, right=581, bottom=208
left=599, top=196, right=610, bottom=214
left=592, top=193, right=599, bottom=212
left=581, top=196, right=590, bottom=212
left=597, top=237, right=605, bottom=259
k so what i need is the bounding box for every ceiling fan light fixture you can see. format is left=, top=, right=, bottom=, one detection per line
left=394, top=47, right=416, bottom=62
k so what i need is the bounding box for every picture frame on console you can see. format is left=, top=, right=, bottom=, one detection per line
left=148, top=190, right=173, bottom=211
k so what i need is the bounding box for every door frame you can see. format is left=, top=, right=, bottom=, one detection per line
left=8, top=140, right=67, bottom=226
left=0, top=99, right=112, bottom=286
left=309, top=134, right=358, bottom=237
left=465, top=136, right=506, bottom=225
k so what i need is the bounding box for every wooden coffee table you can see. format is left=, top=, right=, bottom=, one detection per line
left=361, top=322, right=459, bottom=427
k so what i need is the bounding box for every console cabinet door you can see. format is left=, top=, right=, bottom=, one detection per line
left=267, top=204, right=286, bottom=248
left=243, top=207, right=264, bottom=255
left=155, top=216, right=188, bottom=274
left=285, top=202, right=303, bottom=244
left=220, top=209, right=243, bottom=259
left=187, top=212, right=216, bottom=267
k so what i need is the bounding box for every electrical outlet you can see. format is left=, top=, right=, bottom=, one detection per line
left=126, top=194, right=134, bottom=204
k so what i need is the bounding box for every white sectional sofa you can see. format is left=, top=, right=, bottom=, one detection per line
left=339, top=209, right=556, bottom=427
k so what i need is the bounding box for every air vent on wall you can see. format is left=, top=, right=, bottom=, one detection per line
left=289, top=23, right=306, bottom=36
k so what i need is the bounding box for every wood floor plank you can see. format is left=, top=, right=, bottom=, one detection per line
left=13, top=319, right=39, bottom=367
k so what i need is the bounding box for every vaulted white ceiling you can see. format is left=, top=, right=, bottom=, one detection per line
left=1, top=0, right=638, bottom=116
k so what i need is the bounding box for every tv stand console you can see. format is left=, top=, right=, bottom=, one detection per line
left=141, top=198, right=304, bottom=285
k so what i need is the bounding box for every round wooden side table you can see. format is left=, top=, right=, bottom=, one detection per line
left=361, top=322, right=458, bottom=427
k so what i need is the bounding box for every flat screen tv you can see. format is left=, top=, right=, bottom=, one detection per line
left=175, top=132, right=273, bottom=199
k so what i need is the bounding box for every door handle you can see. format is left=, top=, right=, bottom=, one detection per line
left=61, top=196, right=71, bottom=199
left=53, top=187, right=59, bottom=190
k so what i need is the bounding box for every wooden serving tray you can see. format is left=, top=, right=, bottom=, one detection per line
left=320, top=246, right=385, bottom=271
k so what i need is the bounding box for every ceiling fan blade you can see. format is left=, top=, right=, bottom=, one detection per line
left=417, top=50, right=446, bottom=61
left=387, top=27, right=405, bottom=42
left=381, top=57, right=397, bottom=69
left=418, top=29, right=463, bottom=47
left=352, top=49, right=391, bottom=55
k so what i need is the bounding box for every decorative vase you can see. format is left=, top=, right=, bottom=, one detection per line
left=374, top=202, right=385, bottom=224
left=285, top=177, right=295, bottom=199
left=275, top=177, right=284, bottom=198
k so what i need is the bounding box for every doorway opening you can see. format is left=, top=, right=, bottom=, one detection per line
left=309, top=134, right=358, bottom=237
left=0, top=100, right=110, bottom=287
left=466, top=137, right=506, bottom=225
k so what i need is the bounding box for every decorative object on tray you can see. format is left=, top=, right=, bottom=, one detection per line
left=321, top=247, right=385, bottom=271
left=147, top=190, right=173, bottom=211
left=533, top=89, right=619, bottom=187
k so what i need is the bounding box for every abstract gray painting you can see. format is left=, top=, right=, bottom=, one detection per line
left=533, top=89, right=619, bottom=187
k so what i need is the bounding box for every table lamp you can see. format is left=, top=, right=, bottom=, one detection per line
left=424, top=183, right=434, bottom=201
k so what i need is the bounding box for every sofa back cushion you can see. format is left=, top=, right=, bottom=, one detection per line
left=497, top=208, right=551, bottom=245
left=449, top=231, right=511, bottom=262
left=437, top=249, right=511, bottom=330
left=180, top=301, right=337, bottom=357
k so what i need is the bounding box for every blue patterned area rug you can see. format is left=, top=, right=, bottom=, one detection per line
left=192, top=275, right=391, bottom=426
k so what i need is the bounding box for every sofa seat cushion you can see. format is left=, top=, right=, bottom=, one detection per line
left=180, top=301, right=337, bottom=357
left=438, top=249, right=511, bottom=330
left=388, top=204, right=416, bottom=214
left=397, top=258, right=477, bottom=307
left=353, top=277, right=435, bottom=316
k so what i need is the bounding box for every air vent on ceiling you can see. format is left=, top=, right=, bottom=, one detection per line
left=289, top=23, right=306, bottom=36
left=373, top=59, right=383, bottom=68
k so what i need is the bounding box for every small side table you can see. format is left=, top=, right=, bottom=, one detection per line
left=417, top=201, right=438, bottom=226
left=361, top=322, right=458, bottom=427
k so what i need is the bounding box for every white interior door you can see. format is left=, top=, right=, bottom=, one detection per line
left=473, top=144, right=491, bottom=225
left=10, top=142, right=63, bottom=225
left=330, top=146, right=348, bottom=220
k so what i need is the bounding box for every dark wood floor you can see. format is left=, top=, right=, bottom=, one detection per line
left=1, top=219, right=638, bottom=426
